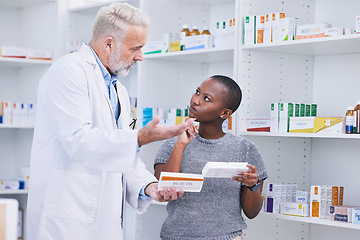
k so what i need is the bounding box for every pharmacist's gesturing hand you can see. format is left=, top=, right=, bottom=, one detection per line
left=145, top=183, right=184, bottom=202
left=232, top=164, right=258, bottom=187
left=138, top=116, right=195, bottom=147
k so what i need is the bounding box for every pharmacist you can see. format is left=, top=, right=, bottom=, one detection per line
left=27, top=3, right=193, bottom=240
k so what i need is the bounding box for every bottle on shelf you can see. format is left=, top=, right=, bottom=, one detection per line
left=201, top=27, right=211, bottom=35
left=345, top=106, right=355, bottom=134
left=181, top=24, right=191, bottom=36
left=354, top=101, right=360, bottom=133
left=180, top=24, right=191, bottom=51
left=190, top=26, right=200, bottom=36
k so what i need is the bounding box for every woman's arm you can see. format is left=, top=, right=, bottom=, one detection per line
left=154, top=124, right=198, bottom=180
left=240, top=179, right=264, bottom=219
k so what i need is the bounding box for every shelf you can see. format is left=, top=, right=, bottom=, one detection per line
left=69, top=0, right=130, bottom=14
left=240, top=131, right=360, bottom=139
left=144, top=47, right=234, bottom=63
left=0, top=125, right=34, bottom=129
left=261, top=212, right=360, bottom=230
left=0, top=57, right=53, bottom=68
left=242, top=34, right=360, bottom=56
left=0, top=190, right=28, bottom=195
left=0, top=0, right=55, bottom=8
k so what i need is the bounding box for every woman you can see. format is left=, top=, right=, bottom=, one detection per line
left=154, top=75, right=268, bottom=240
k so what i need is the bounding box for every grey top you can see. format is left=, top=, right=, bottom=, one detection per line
left=154, top=133, right=268, bottom=240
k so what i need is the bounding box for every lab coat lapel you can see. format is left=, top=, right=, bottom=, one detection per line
left=78, top=44, right=117, bottom=128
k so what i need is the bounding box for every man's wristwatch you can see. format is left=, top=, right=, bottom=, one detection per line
left=246, top=176, right=260, bottom=191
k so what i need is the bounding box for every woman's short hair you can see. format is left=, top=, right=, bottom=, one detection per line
left=91, top=3, right=150, bottom=43
left=210, top=75, right=242, bottom=114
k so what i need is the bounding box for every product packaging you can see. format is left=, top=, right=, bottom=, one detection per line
left=279, top=18, right=297, bottom=41
left=246, top=117, right=270, bottom=132
left=280, top=202, right=310, bottom=217
left=270, top=102, right=279, bottom=132
left=184, top=35, right=213, bottom=50
left=158, top=172, right=204, bottom=192
left=202, top=162, right=249, bottom=178
left=289, top=117, right=343, bottom=133
left=256, top=15, right=265, bottom=44
left=244, top=16, right=255, bottom=45
left=296, top=23, right=332, bottom=39
left=279, top=102, right=294, bottom=133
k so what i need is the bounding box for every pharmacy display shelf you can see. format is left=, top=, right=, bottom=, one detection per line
left=242, top=34, right=360, bottom=56
left=0, top=0, right=55, bottom=8
left=0, top=125, right=34, bottom=129
left=239, top=131, right=360, bottom=139
left=69, top=0, right=131, bottom=14
left=144, top=47, right=234, bottom=63
left=0, top=57, right=53, bottom=68
left=0, top=190, right=28, bottom=195
left=261, top=212, right=360, bottom=230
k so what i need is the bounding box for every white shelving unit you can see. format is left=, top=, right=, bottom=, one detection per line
left=0, top=0, right=64, bottom=239
left=260, top=212, right=360, bottom=231
left=238, top=0, right=360, bottom=240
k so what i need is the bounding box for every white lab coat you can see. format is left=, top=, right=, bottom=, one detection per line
left=27, top=44, right=157, bottom=240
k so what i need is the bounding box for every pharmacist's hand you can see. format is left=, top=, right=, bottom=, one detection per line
left=138, top=116, right=195, bottom=147
left=145, top=183, right=184, bottom=202
left=177, top=123, right=198, bottom=145
left=232, top=164, right=258, bottom=187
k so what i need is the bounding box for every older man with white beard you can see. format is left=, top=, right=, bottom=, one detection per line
left=27, top=3, right=193, bottom=240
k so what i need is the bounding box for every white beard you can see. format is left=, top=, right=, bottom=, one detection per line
left=108, top=47, right=135, bottom=77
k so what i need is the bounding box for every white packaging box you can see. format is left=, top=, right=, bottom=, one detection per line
left=158, top=172, right=204, bottom=192
left=0, top=198, right=19, bottom=240
left=356, top=15, right=360, bottom=34
left=263, top=13, right=272, bottom=43
left=296, top=191, right=310, bottom=204
left=291, top=183, right=298, bottom=202
left=296, top=23, right=332, bottom=39
left=19, top=103, right=28, bottom=125
left=267, top=183, right=281, bottom=214
left=285, top=184, right=292, bottom=202
left=325, top=27, right=344, bottom=37
left=3, top=101, right=12, bottom=125
left=279, top=18, right=296, bottom=41
left=256, top=15, right=265, bottom=44
left=202, top=162, right=248, bottom=178
left=26, top=48, right=52, bottom=60
left=310, top=185, right=327, bottom=219
left=143, top=41, right=167, bottom=55
left=28, top=103, right=36, bottom=126
left=352, top=208, right=360, bottom=224
left=0, top=46, right=26, bottom=58
left=184, top=35, right=213, bottom=50
left=246, top=117, right=270, bottom=132
left=272, top=12, right=286, bottom=42
left=279, top=103, right=294, bottom=133
left=280, top=202, right=310, bottom=217
left=12, top=102, right=20, bottom=125
left=280, top=184, right=287, bottom=203
left=244, top=16, right=255, bottom=45
left=270, top=102, right=279, bottom=132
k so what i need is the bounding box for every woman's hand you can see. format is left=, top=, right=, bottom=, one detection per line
left=177, top=123, right=198, bottom=146
left=232, top=164, right=258, bottom=187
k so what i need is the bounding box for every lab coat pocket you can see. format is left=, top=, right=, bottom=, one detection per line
left=45, top=170, right=101, bottom=223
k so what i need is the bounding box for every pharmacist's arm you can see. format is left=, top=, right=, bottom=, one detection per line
left=240, top=180, right=264, bottom=219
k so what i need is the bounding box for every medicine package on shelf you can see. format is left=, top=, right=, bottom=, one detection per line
left=202, top=162, right=249, bottom=178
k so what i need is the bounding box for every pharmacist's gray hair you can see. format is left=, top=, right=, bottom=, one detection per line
left=91, top=2, right=150, bottom=43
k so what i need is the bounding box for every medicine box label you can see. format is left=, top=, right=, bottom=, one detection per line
left=158, top=172, right=204, bottom=192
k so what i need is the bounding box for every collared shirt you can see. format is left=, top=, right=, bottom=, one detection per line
left=86, top=44, right=150, bottom=200
left=87, top=44, right=120, bottom=124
